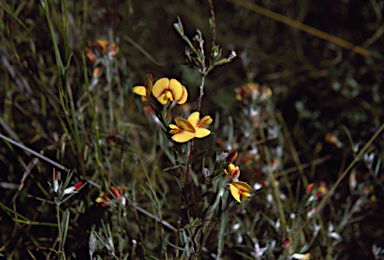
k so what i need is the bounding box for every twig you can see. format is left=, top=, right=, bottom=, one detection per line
left=208, top=0, right=216, bottom=49
left=12, top=158, right=39, bottom=205
left=0, top=133, right=69, bottom=172
left=131, top=203, right=177, bottom=232
left=197, top=76, right=206, bottom=113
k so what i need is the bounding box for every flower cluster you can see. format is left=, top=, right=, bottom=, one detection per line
left=224, top=154, right=253, bottom=203
left=133, top=75, right=212, bottom=143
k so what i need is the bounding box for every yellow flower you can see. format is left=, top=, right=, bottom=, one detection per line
left=187, top=112, right=212, bottom=138
left=229, top=181, right=252, bottom=203
left=224, top=163, right=240, bottom=180
left=152, top=78, right=188, bottom=105
left=169, top=118, right=196, bottom=143
left=133, top=74, right=153, bottom=104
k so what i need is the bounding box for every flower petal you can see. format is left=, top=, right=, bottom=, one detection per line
left=158, top=91, right=173, bottom=105
left=291, top=253, right=311, bottom=260
left=230, top=183, right=242, bottom=203
left=241, top=191, right=251, bottom=201
left=94, top=39, right=109, bottom=53
left=109, top=187, right=120, bottom=200
left=172, top=131, right=196, bottom=143
left=145, top=74, right=153, bottom=94
left=177, top=85, right=188, bottom=104
left=230, top=181, right=252, bottom=203
left=195, top=128, right=211, bottom=138
left=169, top=124, right=180, bottom=134
left=63, top=182, right=83, bottom=195
left=199, top=115, right=213, bottom=127
left=152, top=78, right=169, bottom=98
left=169, top=79, right=183, bottom=101
left=74, top=181, right=83, bottom=190
left=175, top=118, right=196, bottom=133
left=231, top=181, right=252, bottom=192
left=226, top=151, right=238, bottom=163
left=133, top=86, right=147, bottom=96
left=187, top=112, right=200, bottom=127
left=226, top=164, right=240, bottom=179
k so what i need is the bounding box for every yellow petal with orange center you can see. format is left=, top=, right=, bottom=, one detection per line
left=175, top=118, right=196, bottom=133
left=158, top=91, right=174, bottom=105
left=170, top=118, right=196, bottom=143
left=169, top=124, right=180, bottom=134
left=177, top=85, right=188, bottom=104
left=152, top=78, right=170, bottom=98
left=226, top=164, right=240, bottom=179
left=133, top=86, right=147, bottom=96
left=169, top=79, right=183, bottom=101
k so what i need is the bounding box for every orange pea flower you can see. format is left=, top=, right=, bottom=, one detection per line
left=187, top=112, right=212, bottom=138
left=229, top=181, right=252, bottom=203
left=169, top=118, right=196, bottom=143
left=152, top=78, right=188, bottom=105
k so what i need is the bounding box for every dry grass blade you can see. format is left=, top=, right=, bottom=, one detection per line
left=226, top=0, right=376, bottom=58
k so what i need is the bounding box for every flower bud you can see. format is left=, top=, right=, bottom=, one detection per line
left=226, top=151, right=238, bottom=163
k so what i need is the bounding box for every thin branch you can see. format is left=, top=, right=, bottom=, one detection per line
left=131, top=203, right=177, bottom=232
left=208, top=0, right=216, bottom=49
left=0, top=133, right=69, bottom=172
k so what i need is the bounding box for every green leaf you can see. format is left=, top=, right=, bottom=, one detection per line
left=187, top=150, right=207, bottom=165
left=167, top=241, right=194, bottom=253
left=216, top=197, right=223, bottom=220
left=174, top=176, right=186, bottom=200
left=61, top=209, right=70, bottom=248
left=163, top=164, right=184, bottom=171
